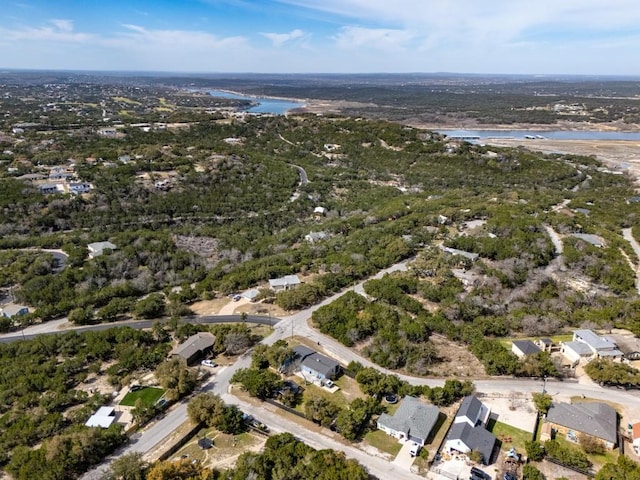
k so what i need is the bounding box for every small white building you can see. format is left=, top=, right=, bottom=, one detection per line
left=85, top=406, right=116, bottom=428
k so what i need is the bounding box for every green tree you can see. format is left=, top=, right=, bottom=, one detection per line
left=231, top=368, right=283, bottom=400
left=532, top=392, right=552, bottom=414
left=596, top=455, right=640, bottom=480
left=133, top=293, right=166, bottom=319
left=155, top=357, right=198, bottom=401
left=522, top=464, right=545, bottom=480
left=108, top=452, right=148, bottom=480
left=304, top=396, right=340, bottom=427
left=524, top=440, right=545, bottom=461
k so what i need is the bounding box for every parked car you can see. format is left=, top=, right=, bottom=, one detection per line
left=409, top=442, right=421, bottom=457
left=470, top=467, right=491, bottom=480
left=324, top=379, right=334, bottom=388
left=201, top=359, right=217, bottom=368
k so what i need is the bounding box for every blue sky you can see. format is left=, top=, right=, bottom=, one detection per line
left=1, top=0, right=640, bottom=74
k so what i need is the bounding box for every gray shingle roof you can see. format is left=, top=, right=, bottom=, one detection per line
left=546, top=402, right=617, bottom=444
left=377, top=396, right=440, bottom=443
left=457, top=395, right=483, bottom=424
left=293, top=345, right=340, bottom=378
left=563, top=341, right=593, bottom=356
left=512, top=340, right=541, bottom=356
left=447, top=422, right=496, bottom=464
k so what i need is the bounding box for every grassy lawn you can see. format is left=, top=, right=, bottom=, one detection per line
left=552, top=433, right=619, bottom=468
left=487, top=419, right=532, bottom=453
left=363, top=430, right=402, bottom=457
left=119, top=387, right=164, bottom=407
left=498, top=334, right=572, bottom=350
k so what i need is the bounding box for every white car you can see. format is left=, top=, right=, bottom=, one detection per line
left=201, top=359, right=217, bottom=368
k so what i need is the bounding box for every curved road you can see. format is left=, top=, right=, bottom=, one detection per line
left=10, top=257, right=640, bottom=479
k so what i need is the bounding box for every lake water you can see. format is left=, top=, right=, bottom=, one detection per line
left=437, top=129, right=640, bottom=141
left=208, top=89, right=304, bottom=114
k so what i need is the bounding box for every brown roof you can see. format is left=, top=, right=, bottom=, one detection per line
left=170, top=332, right=216, bottom=360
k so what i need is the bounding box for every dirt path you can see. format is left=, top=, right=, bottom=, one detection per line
left=622, top=228, right=640, bottom=294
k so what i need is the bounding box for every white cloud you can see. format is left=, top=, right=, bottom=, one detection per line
left=261, top=28, right=305, bottom=47
left=333, top=26, right=415, bottom=51
left=0, top=19, right=91, bottom=42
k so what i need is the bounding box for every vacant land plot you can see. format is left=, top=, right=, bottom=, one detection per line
left=429, top=334, right=486, bottom=378
left=173, top=427, right=267, bottom=471
left=120, top=387, right=164, bottom=407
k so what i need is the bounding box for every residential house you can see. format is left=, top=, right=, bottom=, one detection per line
left=85, top=406, right=117, bottom=428
left=544, top=401, right=617, bottom=449
left=377, top=396, right=440, bottom=446
left=538, top=338, right=554, bottom=353
left=88, top=241, right=117, bottom=259
left=98, top=127, right=117, bottom=136
left=269, top=275, right=301, bottom=292
left=573, top=329, right=623, bottom=359
left=444, top=395, right=496, bottom=465
left=304, top=231, right=329, bottom=244
left=511, top=340, right=541, bottom=358
left=561, top=341, right=594, bottom=365
left=1, top=304, right=29, bottom=318
left=69, top=182, right=92, bottom=195
left=38, top=183, right=65, bottom=194
left=293, top=345, right=341, bottom=382
left=611, top=335, right=640, bottom=361
left=169, top=332, right=216, bottom=365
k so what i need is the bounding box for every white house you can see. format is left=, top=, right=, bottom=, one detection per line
left=88, top=241, right=117, bottom=259
left=269, top=275, right=301, bottom=292
left=69, top=182, right=92, bottom=195
left=377, top=396, right=440, bottom=446
left=561, top=341, right=594, bottom=365
left=1, top=304, right=29, bottom=318
left=511, top=340, right=541, bottom=359
left=573, top=329, right=623, bottom=359
left=444, top=396, right=496, bottom=465
left=85, top=406, right=116, bottom=428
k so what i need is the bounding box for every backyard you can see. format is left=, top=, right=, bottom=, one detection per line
left=119, top=386, right=165, bottom=407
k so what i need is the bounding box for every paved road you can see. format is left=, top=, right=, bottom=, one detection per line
left=290, top=163, right=308, bottom=184
left=0, top=314, right=274, bottom=343
left=20, top=255, right=640, bottom=479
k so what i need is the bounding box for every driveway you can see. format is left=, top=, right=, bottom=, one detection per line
left=392, top=441, right=417, bottom=470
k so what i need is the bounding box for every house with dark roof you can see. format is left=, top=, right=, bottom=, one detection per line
left=544, top=401, right=617, bottom=449
left=293, top=345, right=340, bottom=382
left=377, top=396, right=441, bottom=446
left=511, top=340, right=541, bottom=358
left=169, top=332, right=216, bottom=365
left=444, top=395, right=496, bottom=465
